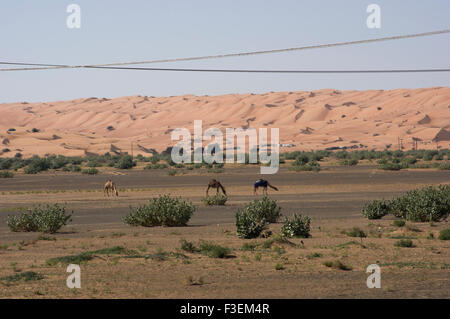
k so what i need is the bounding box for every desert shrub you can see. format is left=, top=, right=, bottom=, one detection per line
left=241, top=196, right=281, bottom=223
left=294, top=154, right=310, bottom=166
left=208, top=167, right=225, bottom=174
left=198, top=241, right=231, bottom=258
left=180, top=239, right=198, bottom=253
left=202, top=194, right=228, bottom=206
left=31, top=128, right=40, bottom=133
left=2, top=148, right=10, bottom=153
left=280, top=213, right=311, bottom=238
left=51, top=156, right=69, bottom=169
left=86, top=160, right=102, bottom=167
left=438, top=229, right=450, bottom=240
left=346, top=227, right=367, bottom=238
left=123, top=195, right=195, bottom=227
left=423, top=150, right=438, bottom=161
left=0, top=171, right=14, bottom=178
left=290, top=160, right=320, bottom=172
left=323, top=260, right=352, bottom=271
left=402, top=157, right=417, bottom=166
left=362, top=200, right=390, bottom=219
left=390, top=185, right=449, bottom=222
left=1, top=271, right=43, bottom=284
left=115, top=155, right=135, bottom=169
left=24, top=157, right=51, bottom=174
left=7, top=204, right=73, bottom=233
left=167, top=169, right=177, bottom=176
left=438, top=162, right=450, bottom=170
left=0, top=158, right=13, bottom=170
left=7, top=128, right=16, bottom=132
left=379, top=162, right=403, bottom=170
left=235, top=209, right=268, bottom=239
left=81, top=168, right=99, bottom=175
left=339, top=159, right=358, bottom=166
left=394, top=239, right=414, bottom=248
left=393, top=220, right=406, bottom=227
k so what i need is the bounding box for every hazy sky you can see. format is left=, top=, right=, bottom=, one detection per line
left=1, top=0, right=449, bottom=102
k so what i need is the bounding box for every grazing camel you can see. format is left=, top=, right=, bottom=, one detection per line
left=104, top=179, right=119, bottom=197
left=206, top=179, right=227, bottom=196
left=253, top=179, right=278, bottom=195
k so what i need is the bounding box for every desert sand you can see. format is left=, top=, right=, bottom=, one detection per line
left=1, top=87, right=449, bottom=157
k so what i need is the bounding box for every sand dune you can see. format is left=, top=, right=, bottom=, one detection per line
left=0, top=87, right=449, bottom=157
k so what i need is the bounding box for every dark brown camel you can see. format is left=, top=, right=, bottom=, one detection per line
left=206, top=179, right=227, bottom=196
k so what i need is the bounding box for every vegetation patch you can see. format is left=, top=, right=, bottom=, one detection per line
left=323, top=260, right=352, bottom=271
left=123, top=195, right=195, bottom=227
left=1, top=271, right=43, bottom=285
left=280, top=213, right=311, bottom=238
left=0, top=171, right=14, bottom=178
left=7, top=204, right=72, bottom=233
left=438, top=228, right=450, bottom=241
left=394, top=239, right=415, bottom=248
left=202, top=194, right=228, bottom=206
left=46, top=246, right=129, bottom=266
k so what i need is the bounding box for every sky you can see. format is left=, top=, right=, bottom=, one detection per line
left=0, top=0, right=449, bottom=103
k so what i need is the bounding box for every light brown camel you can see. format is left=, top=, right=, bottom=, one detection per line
left=206, top=179, right=227, bottom=196
left=104, top=179, right=119, bottom=197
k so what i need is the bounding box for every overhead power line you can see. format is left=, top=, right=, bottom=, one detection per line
left=0, top=28, right=449, bottom=72
left=84, top=66, right=450, bottom=73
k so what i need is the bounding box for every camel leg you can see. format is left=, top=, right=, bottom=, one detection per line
left=206, top=185, right=210, bottom=197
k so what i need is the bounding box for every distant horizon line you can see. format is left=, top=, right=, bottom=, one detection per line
left=1, top=86, right=448, bottom=105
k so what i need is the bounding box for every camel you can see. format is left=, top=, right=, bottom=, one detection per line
left=253, top=179, right=278, bottom=195
left=104, top=179, right=119, bottom=197
left=206, top=179, right=227, bottom=196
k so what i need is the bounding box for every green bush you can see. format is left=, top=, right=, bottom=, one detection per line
left=202, top=194, right=228, bottom=206
left=235, top=209, right=268, bottom=239
left=394, top=239, right=414, bottom=248
left=198, top=241, right=231, bottom=258
left=289, top=161, right=321, bottom=172
left=438, top=162, right=450, bottom=170
left=393, top=220, right=406, bottom=227
left=379, top=162, right=403, bottom=170
left=280, top=213, right=311, bottom=238
left=81, top=168, right=99, bottom=175
left=346, top=227, right=367, bottom=238
left=339, top=159, right=358, bottom=166
left=390, top=185, right=449, bottom=222
left=123, top=195, right=195, bottom=227
left=180, top=239, right=198, bottom=253
left=362, top=200, right=390, bottom=219
left=0, top=171, right=14, bottom=178
left=438, top=229, right=450, bottom=240
left=115, top=155, right=135, bottom=169
left=7, top=204, right=73, bottom=233
left=241, top=196, right=281, bottom=223
left=24, top=157, right=51, bottom=174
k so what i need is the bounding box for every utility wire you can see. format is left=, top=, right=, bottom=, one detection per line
left=85, top=66, right=450, bottom=73
left=1, top=29, right=449, bottom=72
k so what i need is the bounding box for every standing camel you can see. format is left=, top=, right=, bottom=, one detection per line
left=253, top=179, right=278, bottom=195
left=206, top=179, right=227, bottom=196
left=104, top=179, right=119, bottom=197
